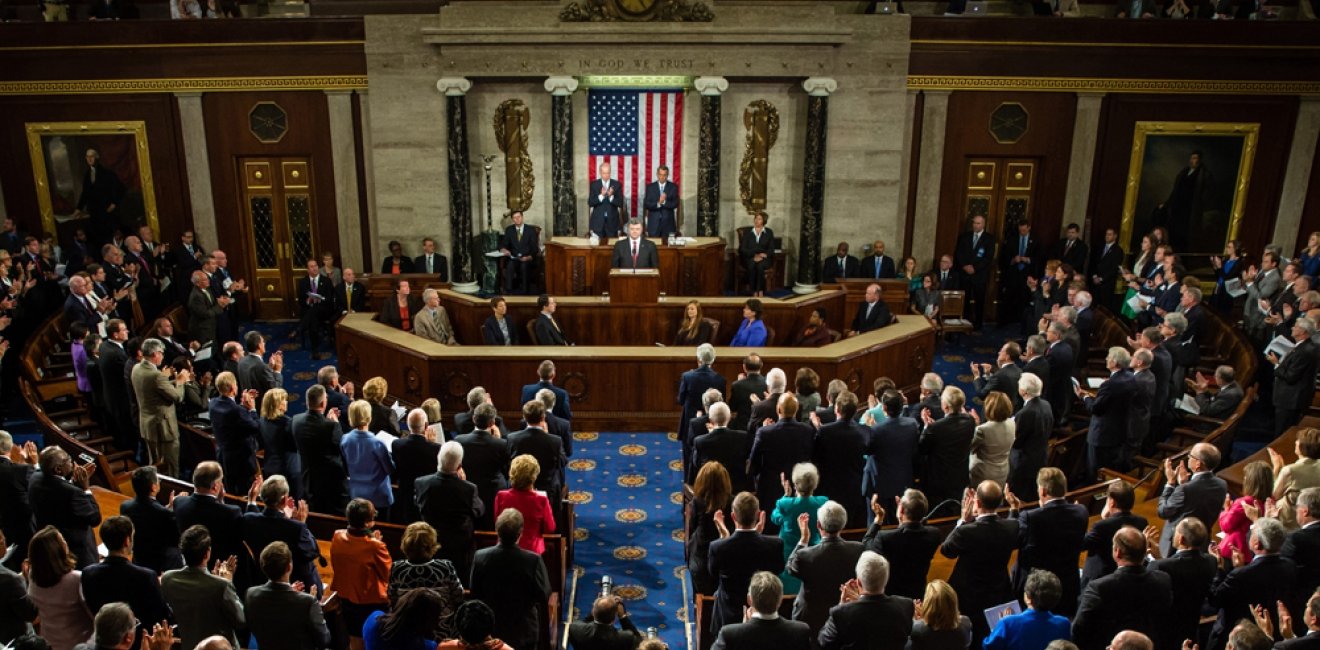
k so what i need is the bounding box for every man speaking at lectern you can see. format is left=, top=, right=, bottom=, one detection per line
left=589, top=162, right=625, bottom=239
left=611, top=219, right=659, bottom=270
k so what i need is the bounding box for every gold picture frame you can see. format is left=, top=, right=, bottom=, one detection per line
left=1119, top=121, right=1258, bottom=257
left=25, top=120, right=159, bottom=239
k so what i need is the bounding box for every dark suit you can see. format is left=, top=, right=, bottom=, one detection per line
left=81, top=556, right=171, bottom=626
left=678, top=365, right=727, bottom=470
left=1044, top=340, right=1075, bottom=422
left=942, top=514, right=1019, bottom=640
left=849, top=300, right=894, bottom=334
left=28, top=470, right=101, bottom=569
left=643, top=181, right=679, bottom=238
left=713, top=617, right=811, bottom=650
left=728, top=373, right=768, bottom=433
left=482, top=316, right=520, bottom=346
left=412, top=253, right=449, bottom=281
left=453, top=411, right=509, bottom=438
left=785, top=537, right=865, bottom=635
left=1012, top=499, right=1090, bottom=616
left=935, top=269, right=959, bottom=291
left=454, top=430, right=511, bottom=530
left=520, top=381, right=572, bottom=422
left=690, top=427, right=751, bottom=492
left=860, top=254, right=896, bottom=281
left=173, top=494, right=255, bottom=569
left=1130, top=369, right=1156, bottom=465
left=1082, top=369, right=1140, bottom=477
left=817, top=593, right=914, bottom=650
left=1151, top=549, right=1217, bottom=649
left=589, top=178, right=625, bottom=238
left=739, top=227, right=775, bottom=294
left=1208, top=555, right=1298, bottom=650
left=333, top=281, right=367, bottom=315
left=1081, top=511, right=1149, bottom=587
left=954, top=229, right=996, bottom=328
left=291, top=410, right=348, bottom=515
left=918, top=412, right=975, bottom=507
left=1072, top=565, right=1173, bottom=650
left=210, top=396, right=261, bottom=497
left=415, top=471, right=483, bottom=582
left=1283, top=523, right=1320, bottom=634
left=245, top=581, right=330, bottom=650
left=1055, top=238, right=1089, bottom=273
left=861, top=522, right=942, bottom=600
left=812, top=419, right=869, bottom=527
left=749, top=419, right=816, bottom=520
left=78, top=163, right=125, bottom=245
left=120, top=496, right=183, bottom=573
left=568, top=617, right=642, bottom=650
left=707, top=530, right=785, bottom=633
left=1001, top=233, right=1042, bottom=322
left=470, top=541, right=551, bottom=650
left=975, top=363, right=1023, bottom=411
left=0, top=457, right=35, bottom=571
left=1195, top=381, right=1244, bottom=421
left=236, top=353, right=282, bottom=400
left=186, top=287, right=224, bottom=352
left=390, top=435, right=440, bottom=523
left=99, top=339, right=134, bottom=451
left=1089, top=243, right=1124, bottom=305
left=534, top=313, right=569, bottom=346
left=0, top=563, right=37, bottom=643
left=241, top=509, right=322, bottom=596
left=821, top=254, right=861, bottom=283
left=1274, top=339, right=1320, bottom=435
left=500, top=224, right=538, bottom=294
left=611, top=237, right=659, bottom=269
left=380, top=256, right=415, bottom=274
left=64, top=293, right=102, bottom=330
left=1022, top=356, right=1051, bottom=398
left=1157, top=472, right=1228, bottom=558
left=508, top=427, right=566, bottom=505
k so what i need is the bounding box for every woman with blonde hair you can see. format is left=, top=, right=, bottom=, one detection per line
left=686, top=461, right=732, bottom=594
left=674, top=300, right=714, bottom=346
left=420, top=398, right=444, bottom=441
left=1218, top=460, right=1272, bottom=560
left=342, top=399, right=396, bottom=517
left=494, top=455, right=556, bottom=553
left=969, top=391, right=1015, bottom=487
left=1270, top=427, right=1320, bottom=527
left=908, top=579, right=973, bottom=650
left=363, top=376, right=401, bottom=436
left=259, top=388, right=301, bottom=500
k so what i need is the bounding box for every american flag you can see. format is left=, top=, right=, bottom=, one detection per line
left=588, top=89, right=684, bottom=222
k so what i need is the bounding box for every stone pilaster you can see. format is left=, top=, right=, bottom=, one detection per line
left=794, top=77, right=836, bottom=295
left=1061, top=92, right=1106, bottom=233
left=1273, top=96, right=1320, bottom=254
left=438, top=77, right=478, bottom=293
left=545, top=76, right=579, bottom=237
left=694, top=76, right=728, bottom=238
left=912, top=90, right=952, bottom=267
left=357, top=89, right=380, bottom=274
left=173, top=92, right=218, bottom=251
left=325, top=89, right=364, bottom=273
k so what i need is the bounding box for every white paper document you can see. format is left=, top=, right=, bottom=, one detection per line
left=428, top=422, right=445, bottom=440
left=1224, top=278, right=1246, bottom=298
left=1176, top=394, right=1201, bottom=414
left=193, top=346, right=213, bottom=363
left=1087, top=377, right=1105, bottom=389
left=1126, top=294, right=1150, bottom=312
left=375, top=431, right=398, bottom=449
left=390, top=400, right=407, bottom=420
left=1266, top=335, right=1296, bottom=360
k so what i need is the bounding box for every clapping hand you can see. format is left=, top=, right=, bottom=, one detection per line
left=21, top=441, right=38, bottom=465
left=142, top=621, right=173, bottom=650
left=212, top=555, right=238, bottom=581
left=291, top=499, right=309, bottom=522
left=782, top=473, right=793, bottom=497
left=967, top=406, right=981, bottom=425
left=870, top=494, right=886, bottom=525
left=1004, top=489, right=1023, bottom=511
left=1142, top=525, right=1162, bottom=557
left=797, top=513, right=811, bottom=545
left=839, top=578, right=862, bottom=605
left=912, top=599, right=925, bottom=621
left=1251, top=604, right=1274, bottom=638
left=960, top=488, right=976, bottom=522
left=713, top=510, right=730, bottom=538
left=1277, top=601, right=1296, bottom=640
left=1182, top=641, right=1199, bottom=650
left=1242, top=500, right=1260, bottom=523
left=921, top=408, right=935, bottom=427
left=291, top=581, right=307, bottom=593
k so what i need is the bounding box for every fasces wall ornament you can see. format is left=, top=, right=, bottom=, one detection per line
left=739, top=100, right=779, bottom=214
left=560, top=0, right=712, bottom=22
left=493, top=99, right=534, bottom=213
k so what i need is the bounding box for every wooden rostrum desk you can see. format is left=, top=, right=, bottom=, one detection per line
left=543, top=236, right=726, bottom=297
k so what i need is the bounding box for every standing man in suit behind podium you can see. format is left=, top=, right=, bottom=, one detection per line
left=414, top=237, right=449, bottom=281
left=500, top=211, right=538, bottom=295
left=589, top=162, right=625, bottom=239
left=861, top=240, right=895, bottom=280
left=611, top=219, right=659, bottom=270
left=643, top=165, right=679, bottom=239
left=821, top=242, right=860, bottom=283
left=954, top=214, right=996, bottom=329
left=533, top=294, right=570, bottom=346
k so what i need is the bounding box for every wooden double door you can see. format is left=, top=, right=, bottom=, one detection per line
left=960, top=157, right=1038, bottom=323
left=239, top=157, right=322, bottom=320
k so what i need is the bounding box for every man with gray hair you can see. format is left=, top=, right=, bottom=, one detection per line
left=391, top=408, right=441, bottom=524
left=748, top=368, right=788, bottom=437
left=690, top=402, right=750, bottom=491
left=1011, top=371, right=1053, bottom=493
left=1192, top=365, right=1244, bottom=420
left=683, top=388, right=725, bottom=479
left=1022, top=334, right=1052, bottom=396
left=817, top=551, right=914, bottom=650
left=240, top=475, right=322, bottom=598
left=455, top=386, right=509, bottom=437
left=132, top=337, right=189, bottom=477
left=611, top=218, right=658, bottom=269
left=1076, top=345, right=1139, bottom=475
left=679, top=343, right=727, bottom=475
left=416, top=440, right=484, bottom=583
left=785, top=500, right=864, bottom=636
left=711, top=571, right=810, bottom=650
left=536, top=387, right=574, bottom=458
left=906, top=372, right=945, bottom=422
left=1270, top=316, right=1320, bottom=437
left=1208, top=517, right=1297, bottom=650
left=1045, top=321, right=1076, bottom=420
left=413, top=287, right=459, bottom=345
left=82, top=601, right=172, bottom=650
left=1160, top=310, right=1197, bottom=392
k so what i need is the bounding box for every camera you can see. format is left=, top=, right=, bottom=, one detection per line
left=647, top=628, right=658, bottom=640
left=600, top=575, right=613, bottom=598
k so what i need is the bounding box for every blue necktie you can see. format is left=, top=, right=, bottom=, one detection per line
left=875, top=258, right=881, bottom=278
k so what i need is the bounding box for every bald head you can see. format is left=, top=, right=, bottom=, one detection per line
left=1110, top=631, right=1153, bottom=650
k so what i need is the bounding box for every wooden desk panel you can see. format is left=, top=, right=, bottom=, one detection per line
left=824, top=279, right=912, bottom=321
left=544, top=237, right=726, bottom=297
left=334, top=310, right=936, bottom=432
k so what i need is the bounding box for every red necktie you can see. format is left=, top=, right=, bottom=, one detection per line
left=632, top=242, right=638, bottom=267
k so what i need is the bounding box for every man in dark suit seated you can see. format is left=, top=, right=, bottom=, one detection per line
left=809, top=392, right=868, bottom=527
left=1269, top=317, right=1320, bottom=437
left=1006, top=467, right=1090, bottom=616
left=416, top=440, right=484, bottom=584
left=455, top=402, right=511, bottom=530
left=241, top=475, right=323, bottom=598
left=1077, top=347, right=1140, bottom=477
left=1082, top=481, right=1148, bottom=588
left=245, top=541, right=331, bottom=650
left=1283, top=487, right=1320, bottom=636
left=859, top=394, right=921, bottom=520
left=917, top=386, right=976, bottom=509
left=588, top=162, right=625, bottom=239
left=785, top=501, right=865, bottom=637
left=861, top=489, right=941, bottom=600
left=1072, top=526, right=1173, bottom=650
left=711, top=571, right=809, bottom=650
left=1207, top=517, right=1297, bottom=650
left=209, top=372, right=262, bottom=498
left=860, top=239, right=896, bottom=281
left=690, top=402, right=751, bottom=492
left=507, top=400, right=567, bottom=507
left=29, top=446, right=101, bottom=569
left=748, top=394, right=816, bottom=529
left=611, top=219, right=659, bottom=270
left=500, top=211, right=539, bottom=295
left=820, top=242, right=860, bottom=283
left=708, top=492, right=786, bottom=635
left=642, top=165, right=679, bottom=239
left=173, top=462, right=260, bottom=575
left=470, top=509, right=552, bottom=650
left=941, top=481, right=1020, bottom=642
left=1147, top=517, right=1217, bottom=650
left=846, top=283, right=895, bottom=337
left=413, top=237, right=449, bottom=280
left=568, top=596, right=643, bottom=650
left=817, top=551, right=914, bottom=650
left=533, top=294, right=570, bottom=346
left=973, top=341, right=1024, bottom=411
left=1192, top=366, right=1245, bottom=421
left=80, top=515, right=172, bottom=627
left=119, top=466, right=183, bottom=574
left=392, top=409, right=442, bottom=524
left=1157, top=442, right=1228, bottom=557
left=333, top=267, right=367, bottom=316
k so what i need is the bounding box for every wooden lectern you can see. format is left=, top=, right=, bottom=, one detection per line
left=608, top=268, right=661, bottom=303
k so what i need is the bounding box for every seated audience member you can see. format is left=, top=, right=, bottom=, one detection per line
left=688, top=461, right=735, bottom=596
left=533, top=294, right=571, bottom=346
left=364, top=376, right=402, bottom=436
left=0, top=530, right=37, bottom=643
left=749, top=394, right=816, bottom=528
left=821, top=241, right=860, bottom=283
left=912, top=272, right=942, bottom=319
left=160, top=526, right=244, bottom=650
left=417, top=441, right=484, bottom=584
left=941, top=481, right=1019, bottom=642
left=793, top=308, right=834, bottom=347
left=862, top=489, right=941, bottom=600
left=331, top=499, right=393, bottom=647
left=1072, top=527, right=1172, bottom=650
left=362, top=587, right=442, bottom=650
left=481, top=296, right=520, bottom=346
left=863, top=391, right=922, bottom=524
left=259, top=389, right=301, bottom=501
left=771, top=463, right=828, bottom=593
left=392, top=409, right=442, bottom=524
left=906, top=579, right=973, bottom=650
left=847, top=283, right=895, bottom=336
left=1081, top=481, right=1148, bottom=588
left=381, top=240, right=415, bottom=274
left=918, top=386, right=976, bottom=508
left=1146, top=517, right=1217, bottom=650
left=414, top=237, right=449, bottom=280
left=241, top=475, right=323, bottom=597
left=730, top=298, right=769, bottom=347
left=740, top=211, right=775, bottom=298
left=708, top=492, right=786, bottom=634
left=711, top=572, right=811, bottom=650
left=1006, top=467, right=1089, bottom=616
left=494, top=455, right=556, bottom=554
left=439, top=600, right=514, bottom=650
left=470, top=509, right=552, bottom=650
left=568, top=596, right=643, bottom=650
left=415, top=288, right=459, bottom=345
left=1208, top=517, right=1297, bottom=650
left=1191, top=366, right=1243, bottom=421
left=387, top=523, right=464, bottom=637
left=675, top=300, right=716, bottom=346
left=786, top=499, right=871, bottom=636
left=816, top=549, right=911, bottom=650
left=1157, top=442, right=1228, bottom=557
left=80, top=516, right=171, bottom=627
left=29, top=447, right=101, bottom=569
left=379, top=280, right=422, bottom=332
left=118, top=466, right=183, bottom=574
left=984, top=570, right=1072, bottom=650
left=455, top=402, right=512, bottom=530
left=343, top=400, right=397, bottom=517
left=811, top=391, right=869, bottom=527
left=1219, top=461, right=1274, bottom=561
left=293, top=385, right=350, bottom=515
left=245, top=541, right=331, bottom=650
left=970, top=391, right=1015, bottom=487
left=25, top=526, right=94, bottom=650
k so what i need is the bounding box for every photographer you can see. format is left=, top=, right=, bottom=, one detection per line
left=568, top=594, right=643, bottom=650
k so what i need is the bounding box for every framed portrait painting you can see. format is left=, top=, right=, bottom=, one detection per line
left=25, top=120, right=159, bottom=241
left=1119, top=121, right=1258, bottom=257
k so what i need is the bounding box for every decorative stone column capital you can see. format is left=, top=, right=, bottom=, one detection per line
left=802, top=77, right=838, bottom=97
left=544, top=76, right=579, bottom=96
left=436, top=77, right=472, bottom=96
left=694, top=76, right=729, bottom=97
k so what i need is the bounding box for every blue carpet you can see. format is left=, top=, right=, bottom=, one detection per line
left=567, top=431, right=689, bottom=650
left=932, top=325, right=1015, bottom=412
left=252, top=321, right=331, bottom=417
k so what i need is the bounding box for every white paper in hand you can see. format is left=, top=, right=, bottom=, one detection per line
left=375, top=430, right=398, bottom=450
left=1176, top=394, right=1201, bottom=414
left=1266, top=335, right=1296, bottom=360
left=1126, top=294, right=1150, bottom=313
left=1087, top=377, right=1105, bottom=389
left=1224, top=278, right=1246, bottom=298
left=390, top=400, right=407, bottom=420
